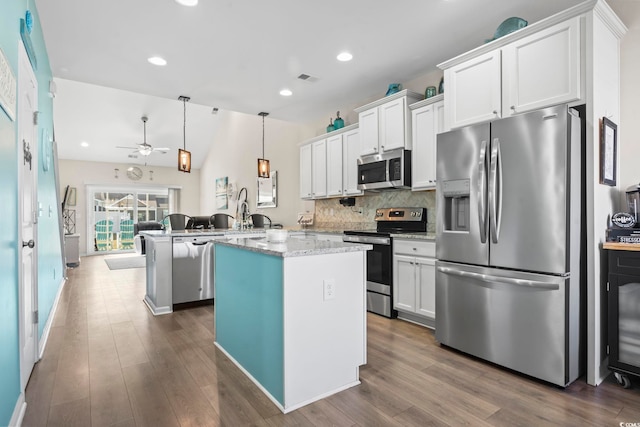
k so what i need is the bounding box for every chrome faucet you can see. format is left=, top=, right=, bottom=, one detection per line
left=236, top=187, right=250, bottom=229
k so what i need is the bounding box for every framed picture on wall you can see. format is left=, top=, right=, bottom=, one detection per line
left=600, top=117, right=617, bottom=186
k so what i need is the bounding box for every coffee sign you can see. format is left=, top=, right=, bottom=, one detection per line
left=612, top=212, right=636, bottom=228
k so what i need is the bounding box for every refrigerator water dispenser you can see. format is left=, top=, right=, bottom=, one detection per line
left=442, top=179, right=470, bottom=232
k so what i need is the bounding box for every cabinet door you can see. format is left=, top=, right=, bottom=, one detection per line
left=343, top=129, right=363, bottom=196
left=359, top=108, right=379, bottom=156
left=312, top=139, right=327, bottom=198
left=502, top=17, right=580, bottom=116
left=393, top=254, right=416, bottom=312
left=411, top=103, right=437, bottom=190
left=379, top=97, right=406, bottom=152
left=326, top=134, right=344, bottom=197
left=445, top=50, right=501, bottom=129
left=416, top=256, right=436, bottom=319
left=299, top=144, right=313, bottom=199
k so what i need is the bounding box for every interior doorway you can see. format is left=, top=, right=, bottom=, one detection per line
left=17, top=40, right=39, bottom=390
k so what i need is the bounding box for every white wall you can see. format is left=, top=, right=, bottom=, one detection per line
left=199, top=110, right=311, bottom=226
left=611, top=0, right=640, bottom=204
left=58, top=159, right=200, bottom=254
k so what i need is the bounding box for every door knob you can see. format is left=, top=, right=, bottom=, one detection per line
left=23, top=239, right=35, bottom=248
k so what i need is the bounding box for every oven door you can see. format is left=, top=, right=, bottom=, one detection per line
left=343, top=234, right=394, bottom=317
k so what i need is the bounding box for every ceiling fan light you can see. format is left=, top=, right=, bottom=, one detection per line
left=139, top=146, right=152, bottom=156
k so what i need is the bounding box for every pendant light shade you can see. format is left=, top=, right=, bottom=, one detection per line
left=258, top=112, right=270, bottom=178
left=178, top=95, right=191, bottom=173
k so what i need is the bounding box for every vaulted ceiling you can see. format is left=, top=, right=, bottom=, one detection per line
left=36, top=0, right=586, bottom=167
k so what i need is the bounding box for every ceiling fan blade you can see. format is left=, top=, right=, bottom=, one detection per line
left=153, top=147, right=171, bottom=152
left=116, top=145, right=140, bottom=150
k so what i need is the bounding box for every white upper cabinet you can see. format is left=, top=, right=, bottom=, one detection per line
left=342, top=128, right=363, bottom=196
left=445, top=50, right=502, bottom=129
left=312, top=139, right=327, bottom=198
left=410, top=95, right=444, bottom=190
left=442, top=16, right=582, bottom=130
left=299, top=143, right=313, bottom=199
left=326, top=134, right=344, bottom=197
left=358, top=108, right=379, bottom=156
left=355, top=90, right=423, bottom=157
left=299, top=124, right=361, bottom=200
left=502, top=17, right=580, bottom=115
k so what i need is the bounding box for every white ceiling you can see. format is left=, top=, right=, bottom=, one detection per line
left=36, top=0, right=586, bottom=168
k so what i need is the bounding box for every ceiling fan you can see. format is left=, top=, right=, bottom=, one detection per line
left=116, top=116, right=170, bottom=157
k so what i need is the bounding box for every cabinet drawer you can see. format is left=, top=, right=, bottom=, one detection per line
left=609, top=250, right=640, bottom=276
left=393, top=239, right=435, bottom=257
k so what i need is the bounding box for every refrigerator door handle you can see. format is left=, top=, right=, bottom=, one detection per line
left=477, top=139, right=488, bottom=243
left=489, top=138, right=503, bottom=243
left=437, top=266, right=560, bottom=291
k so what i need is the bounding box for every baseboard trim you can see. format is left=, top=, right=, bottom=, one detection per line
left=9, top=392, right=26, bottom=427
left=38, top=276, right=66, bottom=359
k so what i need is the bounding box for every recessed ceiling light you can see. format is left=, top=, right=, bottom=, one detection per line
left=280, top=89, right=293, bottom=96
left=80, top=141, right=89, bottom=147
left=337, top=52, right=353, bottom=62
left=147, top=56, right=167, bottom=66
left=175, top=0, right=198, bottom=5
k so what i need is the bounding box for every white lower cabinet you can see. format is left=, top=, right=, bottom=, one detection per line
left=393, top=239, right=436, bottom=325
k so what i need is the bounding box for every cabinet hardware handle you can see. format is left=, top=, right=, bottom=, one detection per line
left=510, top=106, right=515, bottom=110
left=493, top=110, right=498, bottom=115
left=412, top=247, right=417, bottom=251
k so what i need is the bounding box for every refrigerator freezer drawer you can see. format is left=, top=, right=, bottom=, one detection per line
left=435, top=261, right=575, bottom=386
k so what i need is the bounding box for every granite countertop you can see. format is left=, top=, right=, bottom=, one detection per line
left=391, top=232, right=436, bottom=241
left=215, top=236, right=372, bottom=258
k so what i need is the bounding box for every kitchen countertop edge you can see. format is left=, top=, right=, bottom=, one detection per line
left=215, top=237, right=372, bottom=258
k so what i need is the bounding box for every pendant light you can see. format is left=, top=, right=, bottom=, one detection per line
left=257, top=112, right=270, bottom=178
left=178, top=95, right=191, bottom=173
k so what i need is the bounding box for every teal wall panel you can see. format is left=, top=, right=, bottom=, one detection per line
left=0, top=1, right=57, bottom=424
left=215, top=245, right=284, bottom=404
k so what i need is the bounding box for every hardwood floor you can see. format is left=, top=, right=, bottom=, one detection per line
left=23, top=254, right=640, bottom=426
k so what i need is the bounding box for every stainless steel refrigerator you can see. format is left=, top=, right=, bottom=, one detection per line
left=435, top=104, right=582, bottom=387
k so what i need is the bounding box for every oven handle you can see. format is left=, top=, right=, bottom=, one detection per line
left=343, top=235, right=391, bottom=245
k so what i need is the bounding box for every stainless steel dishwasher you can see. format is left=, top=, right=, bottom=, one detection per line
left=172, top=235, right=219, bottom=304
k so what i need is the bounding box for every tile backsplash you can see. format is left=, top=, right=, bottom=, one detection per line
left=314, top=189, right=436, bottom=232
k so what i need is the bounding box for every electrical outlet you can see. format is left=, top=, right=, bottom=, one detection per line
left=323, top=279, right=335, bottom=300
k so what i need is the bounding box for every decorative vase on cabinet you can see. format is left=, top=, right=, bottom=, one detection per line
left=334, top=111, right=344, bottom=130
left=326, top=118, right=335, bottom=133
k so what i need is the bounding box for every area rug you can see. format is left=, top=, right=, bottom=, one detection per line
left=104, top=255, right=146, bottom=270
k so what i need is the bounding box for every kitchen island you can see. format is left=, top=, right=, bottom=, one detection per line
left=214, top=236, right=371, bottom=413
left=140, top=229, right=280, bottom=315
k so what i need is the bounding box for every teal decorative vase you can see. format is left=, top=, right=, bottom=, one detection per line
left=326, top=118, right=335, bottom=133
left=334, top=111, right=344, bottom=130
left=385, top=83, right=402, bottom=96
left=425, top=86, right=437, bottom=98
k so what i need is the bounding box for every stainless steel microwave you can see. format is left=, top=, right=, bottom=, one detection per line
left=357, top=149, right=411, bottom=190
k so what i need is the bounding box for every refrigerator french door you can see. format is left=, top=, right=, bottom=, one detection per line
left=435, top=104, right=582, bottom=387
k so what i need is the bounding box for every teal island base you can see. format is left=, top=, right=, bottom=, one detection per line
left=214, top=242, right=367, bottom=413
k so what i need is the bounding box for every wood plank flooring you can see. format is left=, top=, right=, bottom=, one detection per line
left=22, top=254, right=640, bottom=426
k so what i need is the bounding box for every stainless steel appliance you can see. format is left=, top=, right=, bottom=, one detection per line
left=626, top=184, right=640, bottom=224
left=344, top=207, right=427, bottom=318
left=357, top=148, right=411, bottom=190
left=435, top=104, right=583, bottom=387
left=172, top=235, right=219, bottom=304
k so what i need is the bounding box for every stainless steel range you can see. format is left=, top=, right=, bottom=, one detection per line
left=343, top=207, right=427, bottom=318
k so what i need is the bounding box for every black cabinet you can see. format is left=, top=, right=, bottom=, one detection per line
left=607, top=247, right=640, bottom=388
